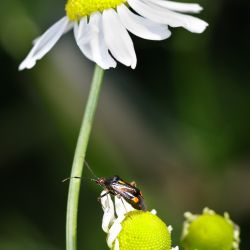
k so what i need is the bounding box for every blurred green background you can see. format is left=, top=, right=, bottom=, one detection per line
left=1, top=0, right=250, bottom=249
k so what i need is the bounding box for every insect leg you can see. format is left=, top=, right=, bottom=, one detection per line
left=62, top=176, right=81, bottom=182
left=98, top=191, right=110, bottom=202
left=120, top=197, right=129, bottom=214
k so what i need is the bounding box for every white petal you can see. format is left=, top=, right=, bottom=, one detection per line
left=102, top=9, right=137, bottom=69
left=89, top=12, right=117, bottom=69
left=19, top=16, right=72, bottom=70
left=151, top=209, right=157, bottom=215
left=74, top=15, right=116, bottom=69
left=168, top=225, right=173, bottom=233
left=114, top=239, right=120, bottom=250
left=117, top=4, right=171, bottom=40
left=63, top=21, right=75, bottom=34
left=145, top=0, right=203, bottom=13
left=101, top=192, right=115, bottom=233
left=115, top=196, right=135, bottom=217
left=32, top=21, right=73, bottom=45
left=74, top=17, right=89, bottom=41
left=128, top=0, right=208, bottom=33
left=171, top=247, right=179, bottom=250
left=107, top=217, right=123, bottom=248
left=74, top=17, right=93, bottom=61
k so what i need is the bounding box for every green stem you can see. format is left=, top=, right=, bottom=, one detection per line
left=66, top=64, right=104, bottom=250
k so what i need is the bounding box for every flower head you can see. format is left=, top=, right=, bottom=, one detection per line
left=181, top=207, right=240, bottom=250
left=19, top=0, right=208, bottom=70
left=100, top=191, right=178, bottom=250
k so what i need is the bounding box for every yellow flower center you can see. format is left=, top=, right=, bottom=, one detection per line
left=114, top=211, right=172, bottom=250
left=182, top=214, right=235, bottom=250
left=65, top=0, right=127, bottom=20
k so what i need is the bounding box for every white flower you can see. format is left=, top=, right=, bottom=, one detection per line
left=100, top=190, right=179, bottom=250
left=19, top=0, right=208, bottom=71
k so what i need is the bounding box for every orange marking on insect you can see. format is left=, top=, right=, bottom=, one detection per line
left=132, top=197, right=139, bottom=203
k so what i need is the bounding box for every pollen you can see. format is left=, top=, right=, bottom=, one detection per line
left=65, top=0, right=127, bottom=20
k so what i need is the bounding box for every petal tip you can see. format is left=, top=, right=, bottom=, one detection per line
left=196, top=21, right=209, bottom=33
left=18, top=59, right=36, bottom=71
left=131, top=63, right=137, bottom=69
left=194, top=4, right=203, bottom=13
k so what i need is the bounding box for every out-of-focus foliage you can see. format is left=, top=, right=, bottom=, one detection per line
left=0, top=0, right=249, bottom=249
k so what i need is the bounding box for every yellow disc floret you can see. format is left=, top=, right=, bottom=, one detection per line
left=65, top=0, right=127, bottom=20
left=113, top=211, right=172, bottom=250
left=181, top=208, right=240, bottom=250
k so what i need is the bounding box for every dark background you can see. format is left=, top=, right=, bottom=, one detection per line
left=1, top=0, right=250, bottom=249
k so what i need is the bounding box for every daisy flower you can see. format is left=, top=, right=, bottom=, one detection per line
left=181, top=207, right=240, bottom=250
left=19, top=0, right=208, bottom=71
left=100, top=190, right=179, bottom=250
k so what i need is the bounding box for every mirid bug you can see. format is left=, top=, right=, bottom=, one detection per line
left=63, top=161, right=147, bottom=211
left=93, top=175, right=146, bottom=211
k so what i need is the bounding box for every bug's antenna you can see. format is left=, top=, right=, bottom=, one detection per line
left=84, top=160, right=98, bottom=179
left=62, top=161, right=97, bottom=183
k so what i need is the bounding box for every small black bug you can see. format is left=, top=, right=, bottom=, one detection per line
left=63, top=162, right=147, bottom=211
left=94, top=175, right=146, bottom=211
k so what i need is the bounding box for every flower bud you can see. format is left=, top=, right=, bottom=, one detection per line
left=181, top=207, right=240, bottom=250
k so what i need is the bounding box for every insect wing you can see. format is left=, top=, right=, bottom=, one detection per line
left=137, top=195, right=146, bottom=211
left=110, top=181, right=137, bottom=197
left=110, top=180, right=146, bottom=211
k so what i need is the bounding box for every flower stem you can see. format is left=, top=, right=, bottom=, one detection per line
left=66, top=64, right=104, bottom=250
